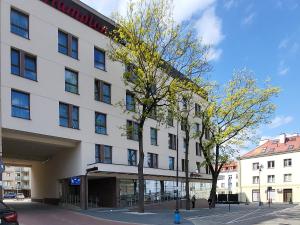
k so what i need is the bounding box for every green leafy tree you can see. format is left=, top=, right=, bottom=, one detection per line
left=195, top=70, right=280, bottom=208
left=109, top=0, right=209, bottom=212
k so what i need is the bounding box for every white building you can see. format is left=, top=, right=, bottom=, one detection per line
left=217, top=162, right=239, bottom=195
left=0, top=0, right=211, bottom=208
left=240, top=133, right=300, bottom=203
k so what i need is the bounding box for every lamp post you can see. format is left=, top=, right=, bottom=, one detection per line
left=258, top=164, right=263, bottom=206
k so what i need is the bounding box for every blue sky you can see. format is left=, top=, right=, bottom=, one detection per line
left=81, top=0, right=300, bottom=152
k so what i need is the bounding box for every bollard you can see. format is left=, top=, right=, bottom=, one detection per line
left=174, top=209, right=181, bottom=224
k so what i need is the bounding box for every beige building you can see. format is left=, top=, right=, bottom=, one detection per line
left=2, top=166, right=31, bottom=197
left=0, top=0, right=211, bottom=208
left=240, top=133, right=300, bottom=203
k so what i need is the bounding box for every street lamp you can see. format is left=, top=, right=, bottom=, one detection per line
left=258, top=164, right=263, bottom=206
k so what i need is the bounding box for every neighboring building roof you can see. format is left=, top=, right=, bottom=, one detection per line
left=220, top=161, right=238, bottom=172
left=241, top=134, right=300, bottom=159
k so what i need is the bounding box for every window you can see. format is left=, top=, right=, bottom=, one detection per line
left=167, top=110, right=174, bottom=127
left=95, top=112, right=107, bottom=134
left=94, top=47, right=105, bottom=70
left=148, top=107, right=157, bottom=120
left=147, top=153, right=158, bottom=168
left=169, top=157, right=175, bottom=170
left=236, top=182, right=238, bottom=187
left=183, top=138, right=187, bottom=153
left=181, top=117, right=187, bottom=131
left=94, top=79, right=111, bottom=104
left=65, top=69, right=78, bottom=94
left=59, top=103, right=79, bottom=129
left=125, top=64, right=138, bottom=82
left=11, top=90, right=30, bottom=119
left=128, top=149, right=137, bottom=166
left=95, top=144, right=112, bottom=164
left=195, top=103, right=201, bottom=116
left=267, top=161, right=275, bottom=169
left=11, top=48, right=37, bottom=81
left=196, top=162, right=201, bottom=173
left=150, top=128, right=158, bottom=146
left=252, top=162, right=259, bottom=170
left=284, top=174, right=292, bottom=182
left=252, top=176, right=259, bottom=184
left=195, top=123, right=200, bottom=133
left=267, top=175, right=275, bottom=183
left=221, top=183, right=225, bottom=188
left=127, top=120, right=139, bottom=141
left=181, top=159, right=186, bottom=171
left=196, top=142, right=202, bottom=156
left=11, top=8, right=29, bottom=39
left=58, top=30, right=78, bottom=59
left=182, top=97, right=188, bottom=110
left=284, top=158, right=292, bottom=167
left=204, top=128, right=210, bottom=139
left=126, top=91, right=135, bottom=111
left=168, top=133, right=177, bottom=150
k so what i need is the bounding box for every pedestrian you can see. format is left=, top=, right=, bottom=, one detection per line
left=208, top=198, right=212, bottom=209
left=191, top=195, right=196, bottom=208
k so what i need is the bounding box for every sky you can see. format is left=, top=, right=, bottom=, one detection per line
left=81, top=0, right=300, bottom=154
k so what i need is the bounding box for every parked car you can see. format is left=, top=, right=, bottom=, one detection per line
left=15, top=194, right=24, bottom=200
left=3, top=193, right=16, bottom=199
left=0, top=201, right=18, bottom=225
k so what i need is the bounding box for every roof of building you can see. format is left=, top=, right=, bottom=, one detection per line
left=241, top=134, right=300, bottom=159
left=220, top=161, right=238, bottom=172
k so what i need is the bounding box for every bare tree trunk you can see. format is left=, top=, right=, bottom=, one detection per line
left=138, top=120, right=145, bottom=213
left=209, top=174, right=218, bottom=208
left=185, top=131, right=190, bottom=210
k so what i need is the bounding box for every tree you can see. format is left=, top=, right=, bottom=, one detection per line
left=109, top=0, right=209, bottom=212
left=195, top=70, right=279, bottom=208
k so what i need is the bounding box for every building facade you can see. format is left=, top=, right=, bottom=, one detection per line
left=240, top=133, right=300, bottom=203
left=2, top=166, right=31, bottom=197
left=217, top=162, right=239, bottom=195
left=0, top=0, right=211, bottom=208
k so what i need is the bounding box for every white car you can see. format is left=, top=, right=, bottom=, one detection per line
left=16, top=193, right=25, bottom=200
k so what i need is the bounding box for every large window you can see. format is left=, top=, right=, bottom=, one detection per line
left=127, top=120, right=139, bottom=141
left=11, top=48, right=37, bottom=81
left=252, top=162, right=259, bottom=170
left=284, top=174, right=292, bottom=182
left=128, top=149, right=137, bottom=166
left=11, top=90, right=30, bottom=119
left=94, top=79, right=111, bottom=104
left=95, top=112, right=107, bottom=135
left=267, top=160, right=275, bottom=169
left=168, top=133, right=177, bottom=150
left=59, top=103, right=79, bottom=129
left=147, top=153, right=158, bottom=168
left=94, top=47, right=105, bottom=70
left=58, top=30, right=78, bottom=59
left=196, top=162, right=201, bottom=173
left=267, top=175, right=275, bottom=183
left=252, top=176, right=259, bottom=184
left=150, top=128, right=158, bottom=146
left=167, top=110, right=174, bottom=127
left=126, top=91, right=135, bottom=111
left=195, top=103, right=201, bottom=117
left=95, top=144, right=112, bottom=164
left=169, top=157, right=175, bottom=170
left=65, top=69, right=78, bottom=94
left=196, top=142, right=202, bottom=156
left=284, top=158, right=292, bottom=167
left=11, top=8, right=29, bottom=39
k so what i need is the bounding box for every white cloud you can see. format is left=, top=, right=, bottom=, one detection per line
left=80, top=0, right=224, bottom=61
left=173, top=0, right=215, bottom=23
left=195, top=7, right=224, bottom=46
left=278, top=60, right=290, bottom=76
left=242, top=12, right=255, bottom=25
left=269, top=116, right=293, bottom=129
left=223, top=0, right=237, bottom=10
left=278, top=38, right=289, bottom=49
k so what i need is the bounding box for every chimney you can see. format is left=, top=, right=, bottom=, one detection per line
left=279, top=133, right=286, bottom=144
left=259, top=139, right=269, bottom=146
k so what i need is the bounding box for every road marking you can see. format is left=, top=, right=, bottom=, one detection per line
left=226, top=208, right=261, bottom=224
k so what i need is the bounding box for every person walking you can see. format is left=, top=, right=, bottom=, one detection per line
left=191, top=195, right=196, bottom=208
